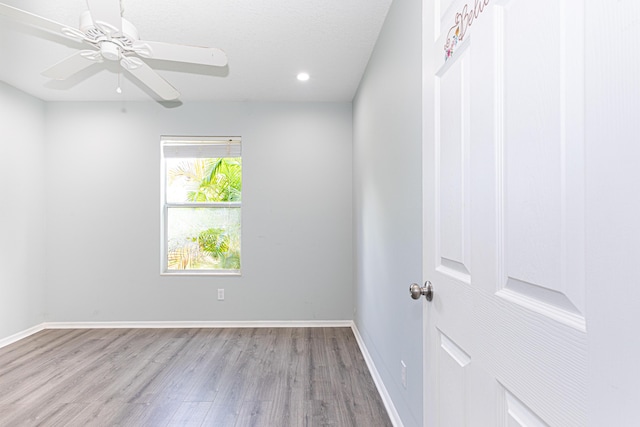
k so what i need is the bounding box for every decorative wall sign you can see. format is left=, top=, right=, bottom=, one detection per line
left=444, top=0, right=491, bottom=61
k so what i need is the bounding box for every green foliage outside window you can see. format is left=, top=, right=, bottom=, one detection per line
left=167, top=158, right=241, bottom=270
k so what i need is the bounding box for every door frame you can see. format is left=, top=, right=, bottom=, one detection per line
left=421, top=0, right=436, bottom=425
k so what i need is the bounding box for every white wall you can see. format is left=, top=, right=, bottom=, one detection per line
left=352, top=0, right=424, bottom=425
left=43, top=101, right=353, bottom=322
left=0, top=82, right=47, bottom=339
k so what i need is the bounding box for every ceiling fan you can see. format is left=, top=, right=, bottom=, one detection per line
left=0, top=0, right=228, bottom=100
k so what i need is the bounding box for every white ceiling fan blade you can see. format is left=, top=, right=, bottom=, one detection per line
left=86, top=0, right=122, bottom=35
left=0, top=3, right=86, bottom=42
left=42, top=50, right=101, bottom=80
left=132, top=40, right=228, bottom=67
left=121, top=57, right=180, bottom=101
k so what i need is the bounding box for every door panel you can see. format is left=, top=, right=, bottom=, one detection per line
left=437, top=330, right=471, bottom=426
left=503, top=389, right=549, bottom=427
left=437, top=47, right=471, bottom=282
left=497, top=0, right=586, bottom=329
left=424, top=0, right=587, bottom=425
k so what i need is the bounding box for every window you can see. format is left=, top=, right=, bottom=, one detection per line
left=161, top=136, right=241, bottom=275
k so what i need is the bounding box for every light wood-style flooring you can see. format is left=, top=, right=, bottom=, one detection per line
left=0, top=327, right=392, bottom=426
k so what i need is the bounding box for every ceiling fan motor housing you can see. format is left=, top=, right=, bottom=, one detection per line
left=79, top=10, right=139, bottom=60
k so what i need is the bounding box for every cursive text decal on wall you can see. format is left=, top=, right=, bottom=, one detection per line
left=444, top=0, right=491, bottom=61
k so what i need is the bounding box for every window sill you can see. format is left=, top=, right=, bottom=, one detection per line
left=161, top=270, right=241, bottom=277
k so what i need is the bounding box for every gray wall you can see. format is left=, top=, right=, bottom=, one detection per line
left=352, top=0, right=424, bottom=425
left=42, top=101, right=353, bottom=322
left=0, top=82, right=47, bottom=339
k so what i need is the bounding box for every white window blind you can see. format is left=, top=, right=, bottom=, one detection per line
left=161, top=136, right=241, bottom=158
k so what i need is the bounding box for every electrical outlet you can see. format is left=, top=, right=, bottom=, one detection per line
left=217, top=289, right=224, bottom=301
left=401, top=360, right=407, bottom=389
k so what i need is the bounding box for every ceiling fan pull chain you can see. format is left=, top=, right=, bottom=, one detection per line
left=116, top=66, right=122, bottom=94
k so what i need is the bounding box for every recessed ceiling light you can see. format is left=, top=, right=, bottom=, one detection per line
left=297, top=72, right=310, bottom=82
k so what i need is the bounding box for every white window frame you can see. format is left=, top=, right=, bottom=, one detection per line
left=160, top=135, right=242, bottom=276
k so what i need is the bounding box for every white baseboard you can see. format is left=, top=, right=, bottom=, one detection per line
left=42, top=320, right=353, bottom=329
left=351, top=323, right=404, bottom=427
left=0, top=323, right=46, bottom=349
left=0, top=320, right=352, bottom=346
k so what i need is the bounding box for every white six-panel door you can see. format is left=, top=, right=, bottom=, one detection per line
left=422, top=0, right=587, bottom=425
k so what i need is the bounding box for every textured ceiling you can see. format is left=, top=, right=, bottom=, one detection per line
left=0, top=0, right=392, bottom=102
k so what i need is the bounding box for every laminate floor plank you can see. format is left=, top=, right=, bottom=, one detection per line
left=67, top=401, right=181, bottom=427
left=25, top=330, right=154, bottom=407
left=235, top=400, right=277, bottom=427
left=64, top=401, right=130, bottom=426
left=305, top=399, right=343, bottom=426
left=0, top=329, right=86, bottom=372
left=122, top=330, right=203, bottom=404
left=0, top=327, right=392, bottom=427
left=0, top=330, right=91, bottom=386
left=90, top=330, right=196, bottom=404
left=61, top=329, right=179, bottom=405
left=0, top=402, right=88, bottom=427
left=0, top=331, right=114, bottom=406
left=166, top=401, right=213, bottom=427
left=200, top=403, right=240, bottom=426
left=183, top=329, right=248, bottom=403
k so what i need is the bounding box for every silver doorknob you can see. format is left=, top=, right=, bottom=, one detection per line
left=410, top=281, right=433, bottom=301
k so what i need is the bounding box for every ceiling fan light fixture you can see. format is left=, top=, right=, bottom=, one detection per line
left=100, top=41, right=121, bottom=60
left=297, top=72, right=310, bottom=82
